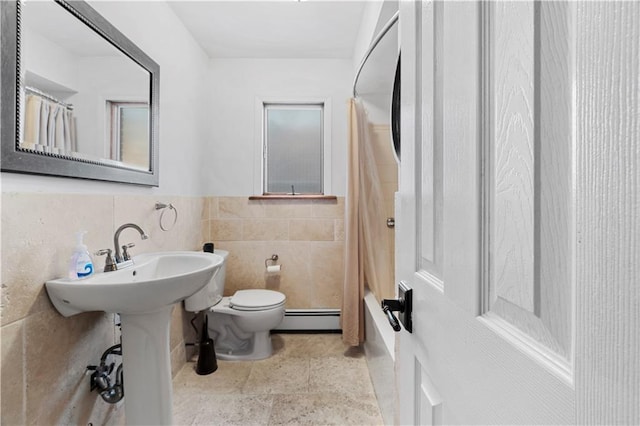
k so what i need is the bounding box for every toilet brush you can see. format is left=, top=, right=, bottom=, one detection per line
left=196, top=315, right=218, bottom=375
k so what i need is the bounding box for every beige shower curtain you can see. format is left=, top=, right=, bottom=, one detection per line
left=342, top=99, right=395, bottom=346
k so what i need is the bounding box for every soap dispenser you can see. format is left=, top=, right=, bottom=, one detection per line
left=69, top=231, right=94, bottom=280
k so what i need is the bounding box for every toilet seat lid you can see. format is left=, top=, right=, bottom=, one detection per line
left=230, top=289, right=286, bottom=311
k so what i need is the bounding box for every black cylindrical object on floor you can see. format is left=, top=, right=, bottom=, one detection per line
left=196, top=315, right=217, bottom=375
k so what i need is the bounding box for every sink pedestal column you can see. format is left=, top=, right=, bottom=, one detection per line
left=120, top=306, right=174, bottom=425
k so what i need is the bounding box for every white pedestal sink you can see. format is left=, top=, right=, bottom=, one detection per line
left=46, top=251, right=223, bottom=425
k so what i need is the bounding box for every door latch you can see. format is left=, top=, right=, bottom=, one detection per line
left=381, top=281, right=412, bottom=333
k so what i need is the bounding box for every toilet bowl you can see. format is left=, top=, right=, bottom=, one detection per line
left=183, top=250, right=286, bottom=360
left=208, top=289, right=285, bottom=360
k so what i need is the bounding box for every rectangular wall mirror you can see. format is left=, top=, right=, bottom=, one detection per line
left=1, top=0, right=160, bottom=186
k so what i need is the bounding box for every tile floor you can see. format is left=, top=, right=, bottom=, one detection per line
left=172, top=333, right=384, bottom=425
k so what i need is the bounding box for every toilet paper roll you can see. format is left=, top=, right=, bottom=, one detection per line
left=266, top=264, right=281, bottom=274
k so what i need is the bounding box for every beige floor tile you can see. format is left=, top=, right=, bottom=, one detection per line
left=271, top=333, right=356, bottom=359
left=171, top=334, right=383, bottom=426
left=268, top=393, right=383, bottom=425
left=307, top=333, right=362, bottom=358
left=175, top=360, right=254, bottom=394
left=309, top=355, right=375, bottom=395
left=242, top=357, right=310, bottom=395
left=174, top=392, right=273, bottom=426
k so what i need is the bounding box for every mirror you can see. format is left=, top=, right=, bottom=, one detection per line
left=353, top=17, right=399, bottom=163
left=1, top=0, right=159, bottom=186
left=391, top=52, right=400, bottom=161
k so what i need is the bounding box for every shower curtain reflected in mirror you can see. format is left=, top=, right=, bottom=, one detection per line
left=22, top=92, right=77, bottom=155
left=342, top=98, right=395, bottom=346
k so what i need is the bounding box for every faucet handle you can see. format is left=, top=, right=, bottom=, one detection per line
left=121, top=243, right=135, bottom=261
left=95, top=249, right=117, bottom=272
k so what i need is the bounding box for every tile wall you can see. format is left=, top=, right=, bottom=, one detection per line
left=1, top=193, right=346, bottom=424
left=0, top=193, right=207, bottom=425
left=370, top=124, right=397, bottom=302
left=203, top=197, right=345, bottom=309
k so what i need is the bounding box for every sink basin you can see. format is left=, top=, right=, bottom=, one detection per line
left=46, top=251, right=223, bottom=316
left=45, top=250, right=223, bottom=425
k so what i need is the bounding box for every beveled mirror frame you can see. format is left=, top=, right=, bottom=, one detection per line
left=0, top=0, right=160, bottom=186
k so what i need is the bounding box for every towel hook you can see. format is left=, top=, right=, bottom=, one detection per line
left=155, top=202, right=178, bottom=231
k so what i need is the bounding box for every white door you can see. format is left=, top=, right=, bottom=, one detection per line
left=395, top=1, right=639, bottom=425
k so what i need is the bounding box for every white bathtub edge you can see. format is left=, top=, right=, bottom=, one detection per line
left=364, top=290, right=396, bottom=360
left=363, top=290, right=396, bottom=426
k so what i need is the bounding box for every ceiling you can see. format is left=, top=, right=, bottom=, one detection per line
left=24, top=1, right=120, bottom=57
left=167, top=1, right=368, bottom=59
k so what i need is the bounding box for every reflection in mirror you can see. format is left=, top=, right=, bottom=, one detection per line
left=21, top=0, right=151, bottom=170
left=391, top=52, right=400, bottom=161
left=0, top=0, right=159, bottom=186
left=354, top=18, right=400, bottom=161
left=107, top=101, right=149, bottom=169
left=354, top=19, right=398, bottom=123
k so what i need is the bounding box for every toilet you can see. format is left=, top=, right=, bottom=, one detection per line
left=183, top=249, right=286, bottom=360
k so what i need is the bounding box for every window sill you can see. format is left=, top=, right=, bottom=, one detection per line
left=248, top=195, right=337, bottom=201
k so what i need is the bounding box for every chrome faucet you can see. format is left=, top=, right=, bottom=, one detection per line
left=95, top=223, right=149, bottom=272
left=95, top=248, right=117, bottom=272
left=113, top=223, right=149, bottom=264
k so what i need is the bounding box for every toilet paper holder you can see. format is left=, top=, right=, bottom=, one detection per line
left=264, top=254, right=279, bottom=268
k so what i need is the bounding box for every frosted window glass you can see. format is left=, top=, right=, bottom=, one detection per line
left=265, top=105, right=323, bottom=194
left=119, top=107, right=149, bottom=169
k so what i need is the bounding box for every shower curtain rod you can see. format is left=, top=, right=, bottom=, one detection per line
left=24, top=86, right=74, bottom=110
left=352, top=10, right=399, bottom=98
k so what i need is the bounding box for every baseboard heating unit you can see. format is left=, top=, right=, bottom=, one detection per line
left=274, top=309, right=341, bottom=332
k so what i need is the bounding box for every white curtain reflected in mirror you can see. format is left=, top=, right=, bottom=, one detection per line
left=22, top=87, right=77, bottom=154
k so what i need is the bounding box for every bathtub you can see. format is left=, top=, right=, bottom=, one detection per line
left=364, top=290, right=396, bottom=426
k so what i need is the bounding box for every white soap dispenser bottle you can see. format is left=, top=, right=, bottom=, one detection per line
left=69, top=231, right=95, bottom=280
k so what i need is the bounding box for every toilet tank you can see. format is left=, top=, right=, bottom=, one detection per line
left=183, top=249, right=229, bottom=312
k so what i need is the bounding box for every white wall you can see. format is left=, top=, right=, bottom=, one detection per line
left=205, top=58, right=352, bottom=197
left=353, top=1, right=385, bottom=73
left=2, top=1, right=211, bottom=196
left=23, top=30, right=79, bottom=92
left=73, top=56, right=149, bottom=158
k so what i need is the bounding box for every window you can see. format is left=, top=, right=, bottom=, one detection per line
left=263, top=103, right=324, bottom=195
left=107, top=101, right=149, bottom=170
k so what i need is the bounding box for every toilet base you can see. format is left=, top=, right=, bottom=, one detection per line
left=214, top=331, right=273, bottom=361
left=206, top=298, right=285, bottom=361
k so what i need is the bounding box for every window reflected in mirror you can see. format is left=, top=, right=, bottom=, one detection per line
left=107, top=101, right=149, bottom=170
